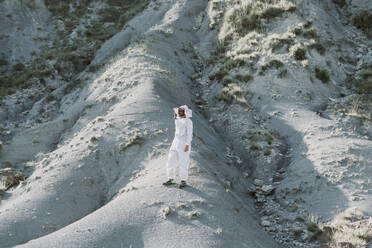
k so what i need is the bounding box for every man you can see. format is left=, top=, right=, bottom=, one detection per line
left=163, top=105, right=193, bottom=188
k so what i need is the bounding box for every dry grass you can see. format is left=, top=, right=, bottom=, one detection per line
left=217, top=83, right=247, bottom=106
left=221, top=0, right=296, bottom=38
left=325, top=208, right=372, bottom=248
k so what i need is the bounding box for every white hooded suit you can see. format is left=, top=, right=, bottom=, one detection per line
left=166, top=105, right=193, bottom=181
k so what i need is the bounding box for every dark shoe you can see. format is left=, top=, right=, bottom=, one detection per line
left=179, top=180, right=187, bottom=188
left=162, top=179, right=175, bottom=186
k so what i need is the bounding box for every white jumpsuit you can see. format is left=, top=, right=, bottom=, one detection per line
left=166, top=105, right=193, bottom=181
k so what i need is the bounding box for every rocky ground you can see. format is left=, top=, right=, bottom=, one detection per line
left=0, top=0, right=371, bottom=247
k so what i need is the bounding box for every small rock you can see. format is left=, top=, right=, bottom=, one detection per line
left=261, top=220, right=271, bottom=227
left=161, top=206, right=173, bottom=219
left=188, top=210, right=201, bottom=218
left=261, top=185, right=275, bottom=195
left=253, top=179, right=264, bottom=186
left=0, top=168, right=25, bottom=190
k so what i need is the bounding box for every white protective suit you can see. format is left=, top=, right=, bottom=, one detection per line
left=166, top=105, right=193, bottom=181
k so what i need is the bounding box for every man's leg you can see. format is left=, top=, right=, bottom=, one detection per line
left=166, top=149, right=178, bottom=181
left=179, top=149, right=190, bottom=182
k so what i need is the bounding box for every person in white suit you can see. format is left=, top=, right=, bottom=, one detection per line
left=163, top=105, right=193, bottom=188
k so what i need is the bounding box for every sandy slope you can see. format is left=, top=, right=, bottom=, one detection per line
left=0, top=0, right=279, bottom=247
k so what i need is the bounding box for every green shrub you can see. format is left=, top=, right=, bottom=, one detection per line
left=0, top=59, right=8, bottom=66
left=354, top=70, right=372, bottom=94
left=291, top=46, right=307, bottom=60
left=236, top=74, right=253, bottom=82
left=332, top=0, right=346, bottom=7
left=13, top=63, right=25, bottom=71
left=353, top=11, right=372, bottom=39
left=315, top=67, right=330, bottom=83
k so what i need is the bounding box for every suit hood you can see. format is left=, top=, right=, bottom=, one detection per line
left=173, top=105, right=192, bottom=118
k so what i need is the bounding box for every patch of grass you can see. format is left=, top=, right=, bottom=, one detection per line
left=315, top=67, right=330, bottom=83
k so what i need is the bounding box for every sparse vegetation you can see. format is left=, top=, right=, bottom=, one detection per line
left=315, top=67, right=330, bottom=83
